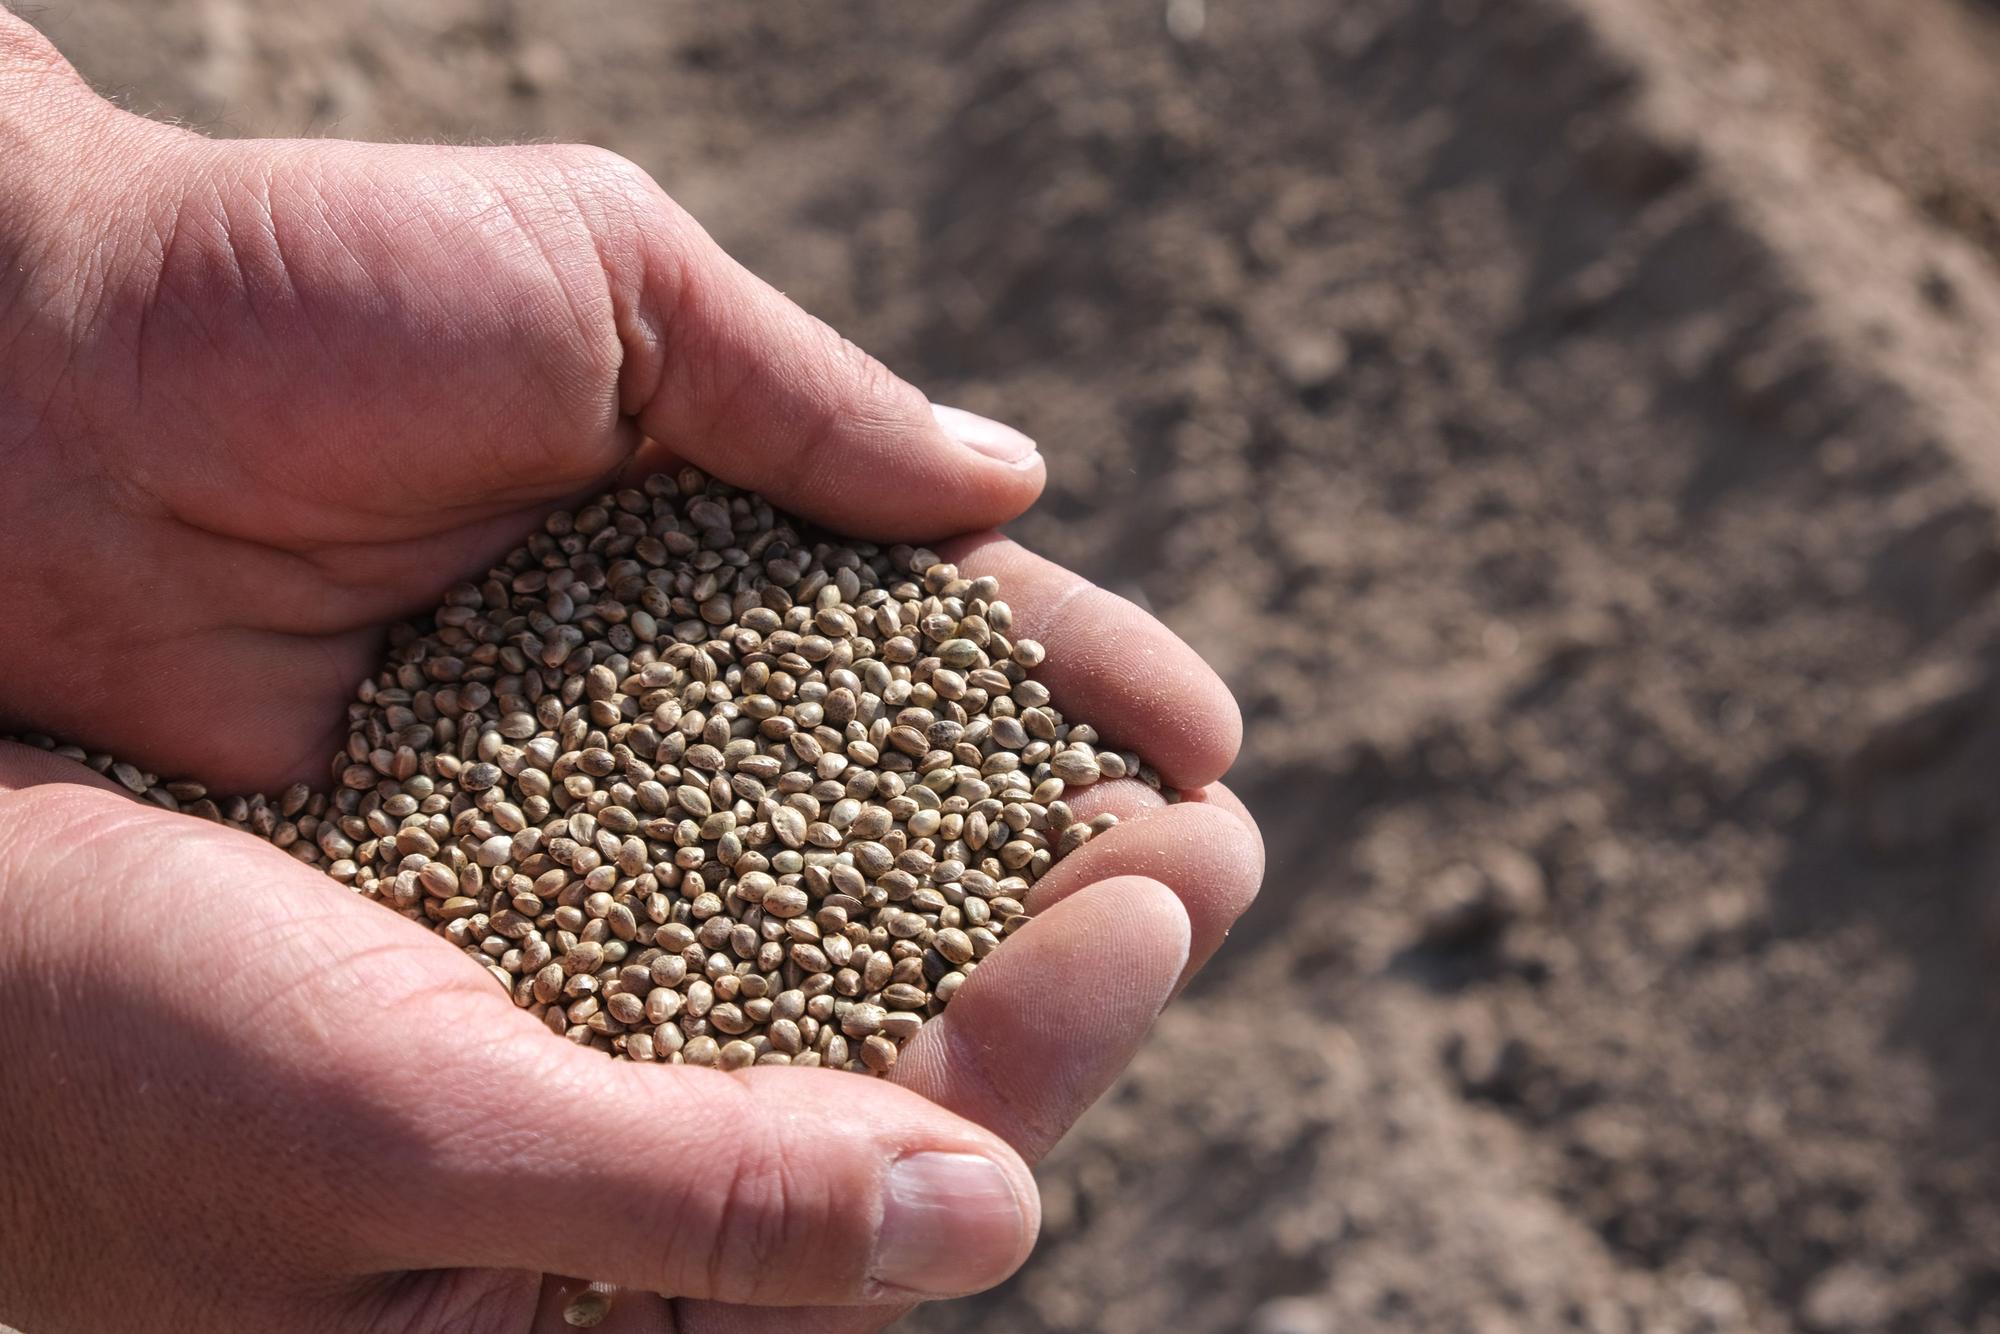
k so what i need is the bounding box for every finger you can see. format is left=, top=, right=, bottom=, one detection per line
left=936, top=533, right=1242, bottom=789
left=1024, top=791, right=1265, bottom=988
left=0, top=777, right=1035, bottom=1315
left=384, top=1035, right=1039, bottom=1307
left=1014, top=777, right=1265, bottom=982
left=1059, top=778, right=1259, bottom=842
left=677, top=877, right=1190, bottom=1334
left=573, top=150, right=1045, bottom=539
left=892, top=875, right=1189, bottom=1164
left=1059, top=775, right=1166, bottom=824
left=1189, top=779, right=1261, bottom=837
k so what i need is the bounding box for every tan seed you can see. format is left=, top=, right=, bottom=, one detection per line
left=861, top=1034, right=898, bottom=1073
left=12, top=469, right=1168, bottom=1078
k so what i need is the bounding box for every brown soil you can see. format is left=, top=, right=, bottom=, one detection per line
left=28, top=0, right=2000, bottom=1329
left=1651, top=0, right=2000, bottom=272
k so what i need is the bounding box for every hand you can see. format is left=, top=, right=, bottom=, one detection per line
left=0, top=16, right=1263, bottom=1334
left=0, top=727, right=1259, bottom=1334
left=0, top=15, right=1044, bottom=794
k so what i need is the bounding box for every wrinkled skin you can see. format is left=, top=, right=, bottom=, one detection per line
left=0, top=13, right=1263, bottom=1334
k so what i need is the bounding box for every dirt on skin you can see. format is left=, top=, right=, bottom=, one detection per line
left=24, top=0, right=2000, bottom=1329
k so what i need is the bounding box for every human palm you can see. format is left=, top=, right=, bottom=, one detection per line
left=0, top=17, right=1262, bottom=1334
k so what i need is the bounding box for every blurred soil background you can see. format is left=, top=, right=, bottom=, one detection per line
left=22, top=0, right=2000, bottom=1329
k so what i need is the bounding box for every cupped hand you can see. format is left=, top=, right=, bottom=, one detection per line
left=0, top=16, right=1041, bottom=793
left=0, top=682, right=1259, bottom=1334
left=0, top=16, right=1264, bottom=1334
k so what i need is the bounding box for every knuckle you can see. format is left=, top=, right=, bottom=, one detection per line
left=499, top=142, right=679, bottom=250
left=525, top=143, right=705, bottom=415
left=831, top=331, right=905, bottom=406
left=768, top=325, right=922, bottom=495
left=823, top=327, right=929, bottom=435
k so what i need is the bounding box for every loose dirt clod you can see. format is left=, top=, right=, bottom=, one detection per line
left=8, top=466, right=1160, bottom=1075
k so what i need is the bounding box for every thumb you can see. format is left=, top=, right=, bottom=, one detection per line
left=563, top=146, right=1043, bottom=540
left=381, top=1029, right=1041, bottom=1306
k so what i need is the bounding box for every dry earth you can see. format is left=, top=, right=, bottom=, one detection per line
left=18, top=0, right=2000, bottom=1330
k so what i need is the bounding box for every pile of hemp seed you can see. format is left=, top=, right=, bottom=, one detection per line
left=9, top=467, right=1157, bottom=1076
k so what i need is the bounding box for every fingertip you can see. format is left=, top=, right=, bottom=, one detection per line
left=1156, top=690, right=1242, bottom=792
left=1098, top=874, right=1195, bottom=978
left=1059, top=776, right=1168, bottom=824
left=891, top=403, right=1046, bottom=539
left=1201, top=690, right=1246, bottom=788
left=869, top=1146, right=1041, bottom=1300
left=625, top=216, right=1044, bottom=539
left=928, top=403, right=1040, bottom=469
left=934, top=536, right=1242, bottom=788
left=714, top=1064, right=1041, bottom=1300
left=1025, top=800, right=1264, bottom=986
left=1182, top=783, right=1267, bottom=889
left=890, top=875, right=1189, bottom=1164
left=986, top=871, right=1192, bottom=993
left=1190, top=779, right=1260, bottom=834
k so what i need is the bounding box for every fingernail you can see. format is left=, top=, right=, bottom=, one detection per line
left=871, top=1152, right=1032, bottom=1298
left=931, top=403, right=1039, bottom=468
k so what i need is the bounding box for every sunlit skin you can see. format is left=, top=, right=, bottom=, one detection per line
left=0, top=14, right=1262, bottom=1334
